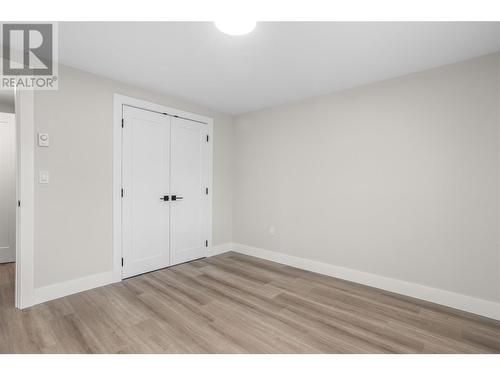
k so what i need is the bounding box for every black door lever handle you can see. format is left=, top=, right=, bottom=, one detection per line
left=160, top=195, right=169, bottom=201
left=171, top=195, right=183, bottom=201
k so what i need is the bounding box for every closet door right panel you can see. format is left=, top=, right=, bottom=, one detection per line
left=169, top=117, right=209, bottom=265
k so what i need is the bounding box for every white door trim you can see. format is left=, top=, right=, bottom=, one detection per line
left=15, top=88, right=35, bottom=309
left=113, top=94, right=214, bottom=282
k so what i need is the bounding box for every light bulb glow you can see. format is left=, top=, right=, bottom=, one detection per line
left=214, top=20, right=256, bottom=36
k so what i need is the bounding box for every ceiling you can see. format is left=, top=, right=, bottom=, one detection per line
left=59, top=22, right=500, bottom=115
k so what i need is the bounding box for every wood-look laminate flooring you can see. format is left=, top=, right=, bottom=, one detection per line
left=1, top=252, right=499, bottom=353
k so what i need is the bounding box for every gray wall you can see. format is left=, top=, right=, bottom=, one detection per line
left=0, top=94, right=15, bottom=113
left=234, top=53, right=500, bottom=302
left=32, top=54, right=500, bottom=304
left=33, top=65, right=234, bottom=288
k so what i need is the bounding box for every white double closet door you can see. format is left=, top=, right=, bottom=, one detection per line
left=122, top=105, right=210, bottom=279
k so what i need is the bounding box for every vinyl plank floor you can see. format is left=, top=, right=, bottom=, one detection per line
left=0, top=252, right=499, bottom=353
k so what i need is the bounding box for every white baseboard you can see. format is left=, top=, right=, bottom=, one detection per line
left=232, top=243, right=500, bottom=321
left=34, top=270, right=114, bottom=305
left=31, top=242, right=500, bottom=321
left=207, top=242, right=234, bottom=257
left=32, top=243, right=236, bottom=306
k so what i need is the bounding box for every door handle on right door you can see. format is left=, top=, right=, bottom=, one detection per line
left=171, top=195, right=183, bottom=201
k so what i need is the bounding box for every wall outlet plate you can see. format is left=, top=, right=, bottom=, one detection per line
left=39, top=170, right=49, bottom=184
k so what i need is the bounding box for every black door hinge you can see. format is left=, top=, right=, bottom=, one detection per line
left=206, top=134, right=209, bottom=142
left=121, top=258, right=124, bottom=267
left=205, top=240, right=208, bottom=247
left=17, top=200, right=20, bottom=207
left=121, top=119, right=124, bottom=128
left=121, top=188, right=124, bottom=197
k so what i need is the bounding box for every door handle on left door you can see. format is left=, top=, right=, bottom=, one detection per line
left=160, top=195, right=169, bottom=201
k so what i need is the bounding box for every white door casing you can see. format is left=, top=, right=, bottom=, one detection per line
left=0, top=112, right=16, bottom=264
left=122, top=106, right=171, bottom=278
left=113, top=94, right=213, bottom=282
left=169, top=116, right=210, bottom=266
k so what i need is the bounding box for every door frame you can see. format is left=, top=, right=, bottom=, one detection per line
left=15, top=88, right=36, bottom=309
left=112, top=94, right=214, bottom=282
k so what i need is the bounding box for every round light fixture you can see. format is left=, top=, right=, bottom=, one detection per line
left=214, top=20, right=256, bottom=36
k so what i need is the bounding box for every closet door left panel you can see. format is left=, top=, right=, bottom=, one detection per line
left=122, top=106, right=171, bottom=278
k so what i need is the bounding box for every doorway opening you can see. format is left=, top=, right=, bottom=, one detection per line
left=0, top=88, right=16, bottom=307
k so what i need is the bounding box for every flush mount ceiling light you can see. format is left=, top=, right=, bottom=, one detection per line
left=214, top=20, right=256, bottom=36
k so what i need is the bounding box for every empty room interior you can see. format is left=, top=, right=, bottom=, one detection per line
left=1, top=21, right=500, bottom=355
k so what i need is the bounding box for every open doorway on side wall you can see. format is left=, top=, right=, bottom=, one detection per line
left=0, top=88, right=16, bottom=305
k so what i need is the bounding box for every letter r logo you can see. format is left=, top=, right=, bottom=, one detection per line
left=2, top=24, right=53, bottom=76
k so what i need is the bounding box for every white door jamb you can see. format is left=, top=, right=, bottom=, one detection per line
left=15, top=88, right=35, bottom=309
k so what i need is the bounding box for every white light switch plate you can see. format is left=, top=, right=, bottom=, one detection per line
left=39, top=170, right=49, bottom=184
left=38, top=133, right=49, bottom=147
